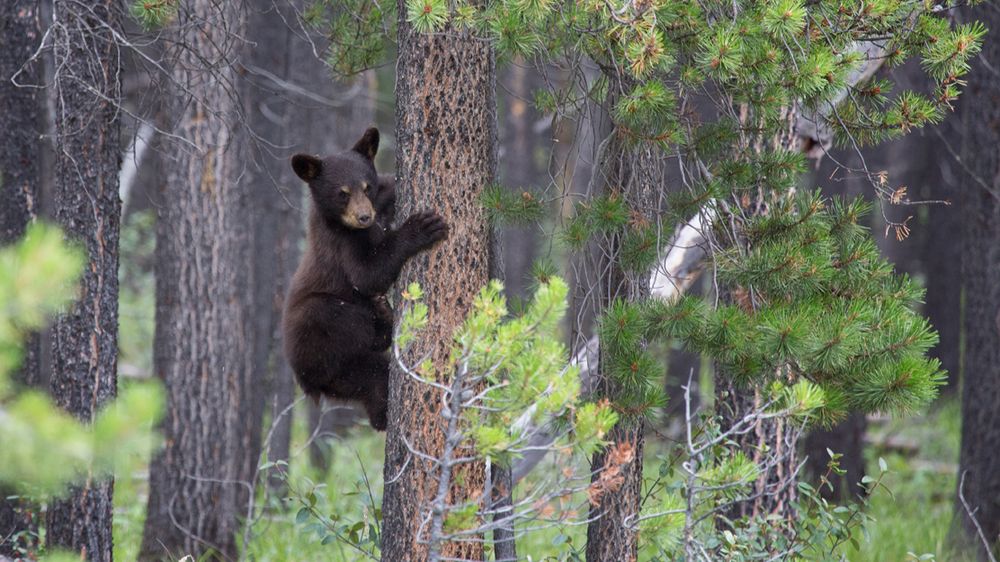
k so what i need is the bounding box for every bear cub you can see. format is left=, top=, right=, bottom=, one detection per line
left=282, top=128, right=448, bottom=430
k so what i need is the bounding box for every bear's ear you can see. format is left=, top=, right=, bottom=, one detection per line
left=291, top=154, right=322, bottom=182
left=352, top=127, right=379, bottom=161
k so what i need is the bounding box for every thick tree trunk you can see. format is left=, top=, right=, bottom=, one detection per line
left=955, top=4, right=1000, bottom=557
left=44, top=1, right=122, bottom=560
left=139, top=2, right=253, bottom=560
left=0, top=0, right=43, bottom=248
left=380, top=9, right=496, bottom=561
left=0, top=3, right=44, bottom=554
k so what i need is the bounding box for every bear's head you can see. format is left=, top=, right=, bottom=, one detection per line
left=291, top=128, right=381, bottom=230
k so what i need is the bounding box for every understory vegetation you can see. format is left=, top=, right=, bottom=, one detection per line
left=106, top=394, right=963, bottom=561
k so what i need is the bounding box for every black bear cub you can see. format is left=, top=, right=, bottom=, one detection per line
left=282, top=128, right=448, bottom=430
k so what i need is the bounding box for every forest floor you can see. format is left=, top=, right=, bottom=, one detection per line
left=110, top=395, right=965, bottom=561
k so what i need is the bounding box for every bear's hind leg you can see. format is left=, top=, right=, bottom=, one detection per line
left=340, top=352, right=389, bottom=431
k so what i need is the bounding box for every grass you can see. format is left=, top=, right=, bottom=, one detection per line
left=848, top=399, right=965, bottom=562
left=109, top=397, right=965, bottom=561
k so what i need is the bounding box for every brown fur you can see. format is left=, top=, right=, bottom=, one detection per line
left=282, top=128, right=448, bottom=430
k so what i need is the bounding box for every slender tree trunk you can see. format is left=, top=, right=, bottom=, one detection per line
left=305, top=72, right=377, bottom=470
left=586, top=124, right=661, bottom=562
left=802, top=413, right=866, bottom=500
left=44, top=1, right=122, bottom=560
left=0, top=3, right=44, bottom=554
left=244, top=0, right=309, bottom=498
left=499, top=61, right=542, bottom=303
left=955, top=4, right=1000, bottom=557
left=714, top=109, right=803, bottom=523
left=917, top=132, right=960, bottom=391
left=139, top=2, right=253, bottom=560
left=380, top=9, right=496, bottom=560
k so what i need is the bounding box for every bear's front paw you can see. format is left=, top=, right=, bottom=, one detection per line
left=402, top=211, right=449, bottom=252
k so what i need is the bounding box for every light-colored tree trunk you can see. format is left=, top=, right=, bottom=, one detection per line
left=139, top=2, right=254, bottom=559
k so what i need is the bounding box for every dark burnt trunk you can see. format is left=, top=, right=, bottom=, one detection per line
left=954, top=3, right=1000, bottom=557
left=0, top=3, right=45, bottom=554
left=44, top=1, right=122, bottom=560
left=139, top=2, right=253, bottom=560
left=380, top=9, right=496, bottom=560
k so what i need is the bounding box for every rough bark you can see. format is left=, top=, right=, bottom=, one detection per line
left=0, top=3, right=44, bottom=554
left=0, top=0, right=43, bottom=248
left=44, top=1, right=122, bottom=559
left=139, top=2, right=253, bottom=560
left=380, top=10, right=496, bottom=561
left=955, top=3, right=1000, bottom=557
left=722, top=109, right=807, bottom=521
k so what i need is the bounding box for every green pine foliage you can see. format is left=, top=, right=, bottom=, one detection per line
left=303, top=0, right=981, bottom=546
left=398, top=277, right=618, bottom=466
left=128, top=0, right=178, bottom=29
left=642, top=194, right=944, bottom=424
left=481, top=184, right=547, bottom=226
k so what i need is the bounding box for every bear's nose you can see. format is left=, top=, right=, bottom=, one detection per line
left=357, top=214, right=372, bottom=226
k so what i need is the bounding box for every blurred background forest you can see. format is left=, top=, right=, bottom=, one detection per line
left=1, top=0, right=999, bottom=561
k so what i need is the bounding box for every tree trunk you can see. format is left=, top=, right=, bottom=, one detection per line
left=499, top=60, right=542, bottom=303
left=0, top=0, right=43, bottom=249
left=380, top=9, right=496, bottom=561
left=44, top=1, right=122, bottom=560
left=955, top=4, right=1000, bottom=557
left=585, top=127, right=660, bottom=561
left=0, top=3, right=44, bottom=554
left=802, top=413, right=866, bottom=500
left=243, top=0, right=312, bottom=499
left=917, top=132, right=961, bottom=391
left=139, top=2, right=253, bottom=560
left=713, top=110, right=804, bottom=524
left=304, top=71, right=378, bottom=470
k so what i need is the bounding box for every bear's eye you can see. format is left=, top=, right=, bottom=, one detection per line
left=339, top=186, right=350, bottom=197
left=361, top=182, right=370, bottom=193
